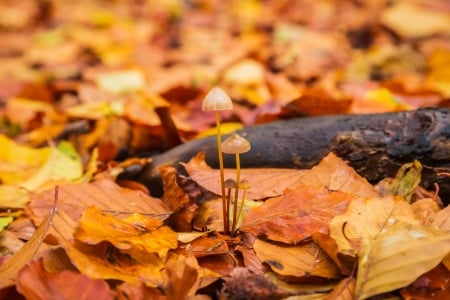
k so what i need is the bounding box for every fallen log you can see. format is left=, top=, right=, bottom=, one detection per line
left=133, top=108, right=450, bottom=204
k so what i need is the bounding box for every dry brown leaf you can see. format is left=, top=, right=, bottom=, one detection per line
left=160, top=165, right=197, bottom=232
left=164, top=254, right=199, bottom=300
left=116, top=282, right=165, bottom=300
left=253, top=239, right=342, bottom=280
left=16, top=258, right=115, bottom=300
left=432, top=203, right=450, bottom=232
left=329, top=195, right=419, bottom=256
left=182, top=235, right=229, bottom=258
left=323, top=276, right=355, bottom=300
left=241, top=188, right=353, bottom=244
left=0, top=205, right=54, bottom=289
left=291, top=152, right=379, bottom=198
left=355, top=222, right=450, bottom=300
left=182, top=151, right=307, bottom=199
left=26, top=178, right=171, bottom=224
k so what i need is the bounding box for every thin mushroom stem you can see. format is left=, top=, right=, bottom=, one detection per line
left=236, top=185, right=248, bottom=230
left=231, top=152, right=241, bottom=232
left=215, top=111, right=229, bottom=233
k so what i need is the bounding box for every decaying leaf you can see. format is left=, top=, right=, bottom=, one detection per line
left=329, top=195, right=419, bottom=256
left=241, top=188, right=353, bottom=244
left=355, top=222, right=450, bottom=300
left=375, top=160, right=422, bottom=203
left=253, top=239, right=342, bottom=280
left=16, top=258, right=115, bottom=300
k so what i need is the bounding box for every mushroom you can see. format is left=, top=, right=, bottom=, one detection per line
left=221, top=133, right=251, bottom=232
left=235, top=179, right=251, bottom=231
left=202, top=86, right=233, bottom=233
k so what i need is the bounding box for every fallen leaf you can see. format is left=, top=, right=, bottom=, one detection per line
left=0, top=134, right=50, bottom=185
left=431, top=201, right=450, bottom=231
left=355, top=222, right=450, bottom=300
left=253, top=239, right=342, bottom=280
left=0, top=203, right=54, bottom=288
left=116, top=282, right=165, bottom=300
left=375, top=160, right=422, bottom=203
left=291, top=152, right=379, bottom=198
left=160, top=165, right=197, bottom=232
left=411, top=198, right=441, bottom=227
left=329, top=195, right=419, bottom=256
left=16, top=258, right=115, bottom=300
left=95, top=69, right=146, bottom=94
left=241, top=188, right=352, bottom=244
left=164, top=254, right=199, bottom=300
left=381, top=1, right=450, bottom=38
left=74, top=206, right=177, bottom=259
left=183, top=151, right=307, bottom=200
left=324, top=276, right=355, bottom=300
left=0, top=217, right=13, bottom=232
left=311, top=232, right=354, bottom=276
left=27, top=178, right=171, bottom=224
left=65, top=241, right=166, bottom=287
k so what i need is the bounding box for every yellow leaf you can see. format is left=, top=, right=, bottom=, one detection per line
left=330, top=196, right=419, bottom=256
left=355, top=222, right=450, bottom=300
left=195, top=122, right=243, bottom=139
left=65, top=101, right=124, bottom=119
left=21, top=141, right=83, bottom=191
left=75, top=206, right=177, bottom=259
left=381, top=1, right=450, bottom=38
left=95, top=69, right=146, bottom=94
left=0, top=185, right=29, bottom=208
left=253, top=239, right=341, bottom=279
left=0, top=134, right=51, bottom=184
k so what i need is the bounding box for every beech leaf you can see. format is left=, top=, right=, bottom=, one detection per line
left=355, top=222, right=450, bottom=300
left=16, top=258, right=115, bottom=300
left=75, top=206, right=178, bottom=259
left=329, top=195, right=419, bottom=256
left=324, top=277, right=355, bottom=300
left=241, top=188, right=353, bottom=244
left=253, top=239, right=342, bottom=279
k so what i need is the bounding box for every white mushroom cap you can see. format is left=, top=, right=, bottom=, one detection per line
left=202, top=86, right=233, bottom=111
left=222, top=134, right=251, bottom=154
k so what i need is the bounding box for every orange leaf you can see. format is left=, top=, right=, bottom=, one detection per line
left=16, top=258, right=114, bottom=300
left=290, top=152, right=379, bottom=198
left=182, top=151, right=307, bottom=199
left=75, top=206, right=177, bottom=259
left=240, top=188, right=353, bottom=244
left=27, top=178, right=171, bottom=224
left=253, top=239, right=342, bottom=280
left=324, top=276, right=355, bottom=300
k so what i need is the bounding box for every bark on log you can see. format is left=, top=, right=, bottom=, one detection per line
left=133, top=108, right=450, bottom=204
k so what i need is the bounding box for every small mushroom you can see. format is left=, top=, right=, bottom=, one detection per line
left=221, top=133, right=251, bottom=232
left=235, top=179, right=251, bottom=230
left=202, top=86, right=233, bottom=233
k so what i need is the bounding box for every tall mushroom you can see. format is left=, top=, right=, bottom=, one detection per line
left=222, top=133, right=251, bottom=233
left=202, top=87, right=233, bottom=233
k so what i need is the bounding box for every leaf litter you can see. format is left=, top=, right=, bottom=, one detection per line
left=0, top=0, right=450, bottom=299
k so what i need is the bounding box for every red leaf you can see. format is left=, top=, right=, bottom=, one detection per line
left=16, top=258, right=114, bottom=300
